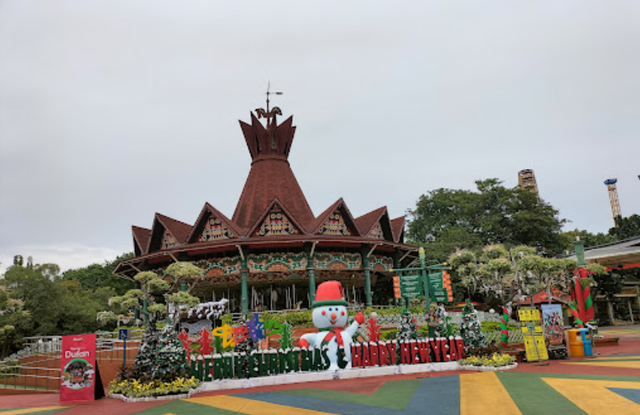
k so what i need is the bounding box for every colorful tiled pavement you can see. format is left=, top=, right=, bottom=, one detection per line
left=4, top=330, right=640, bottom=415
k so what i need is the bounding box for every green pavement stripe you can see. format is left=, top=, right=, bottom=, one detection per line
left=496, top=372, right=587, bottom=415
left=275, top=378, right=421, bottom=410
left=130, top=399, right=239, bottom=415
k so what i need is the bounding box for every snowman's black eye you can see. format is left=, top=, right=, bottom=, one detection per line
left=329, top=308, right=332, bottom=311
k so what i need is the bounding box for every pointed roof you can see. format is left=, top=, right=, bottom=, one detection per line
left=147, top=213, right=192, bottom=252
left=390, top=216, right=406, bottom=243
left=132, top=226, right=151, bottom=256
left=233, top=112, right=314, bottom=229
left=355, top=207, right=387, bottom=235
left=247, top=197, right=307, bottom=237
left=310, top=198, right=361, bottom=236
left=355, top=206, right=394, bottom=241
left=187, top=203, right=242, bottom=242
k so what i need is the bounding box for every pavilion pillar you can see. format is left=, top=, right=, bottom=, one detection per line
left=181, top=279, right=187, bottom=292
left=307, top=245, right=316, bottom=305
left=362, top=246, right=372, bottom=308
left=240, top=256, right=249, bottom=317
left=392, top=251, right=401, bottom=308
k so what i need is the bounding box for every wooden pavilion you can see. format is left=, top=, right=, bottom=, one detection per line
left=114, top=106, right=418, bottom=314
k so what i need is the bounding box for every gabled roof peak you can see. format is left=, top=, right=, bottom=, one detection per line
left=247, top=197, right=307, bottom=237
left=310, top=198, right=361, bottom=236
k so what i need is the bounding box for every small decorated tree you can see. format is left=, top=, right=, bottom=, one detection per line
left=396, top=309, right=418, bottom=341
left=153, top=324, right=188, bottom=380
left=434, top=305, right=455, bottom=338
left=460, top=299, right=486, bottom=353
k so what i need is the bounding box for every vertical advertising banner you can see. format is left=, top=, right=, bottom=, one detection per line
left=60, top=333, right=97, bottom=403
left=541, top=304, right=565, bottom=343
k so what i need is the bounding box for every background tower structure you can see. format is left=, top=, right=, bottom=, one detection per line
left=518, top=169, right=539, bottom=195
left=604, top=178, right=622, bottom=220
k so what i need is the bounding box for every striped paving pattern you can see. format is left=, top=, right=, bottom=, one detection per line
left=132, top=369, right=640, bottom=415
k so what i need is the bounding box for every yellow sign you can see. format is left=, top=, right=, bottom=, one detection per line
left=519, top=307, right=549, bottom=361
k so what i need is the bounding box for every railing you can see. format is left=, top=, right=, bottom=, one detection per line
left=0, top=330, right=145, bottom=392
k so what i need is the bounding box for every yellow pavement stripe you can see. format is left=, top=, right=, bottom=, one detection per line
left=460, top=372, right=522, bottom=415
left=563, top=361, right=640, bottom=369
left=0, top=407, right=68, bottom=415
left=186, top=395, right=337, bottom=415
left=543, top=377, right=640, bottom=415
left=584, top=356, right=640, bottom=361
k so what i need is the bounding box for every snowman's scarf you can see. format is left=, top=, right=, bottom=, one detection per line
left=319, top=327, right=345, bottom=347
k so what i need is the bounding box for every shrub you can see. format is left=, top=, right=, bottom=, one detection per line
left=459, top=353, right=515, bottom=367
left=108, top=376, right=201, bottom=398
left=481, top=321, right=520, bottom=333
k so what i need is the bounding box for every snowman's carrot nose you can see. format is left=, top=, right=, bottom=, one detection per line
left=331, top=313, right=337, bottom=320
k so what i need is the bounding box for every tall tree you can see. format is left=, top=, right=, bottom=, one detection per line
left=62, top=253, right=135, bottom=295
left=610, top=214, right=640, bottom=240
left=408, top=179, right=565, bottom=262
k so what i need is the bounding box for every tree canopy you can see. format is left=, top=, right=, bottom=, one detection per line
left=408, top=179, right=566, bottom=262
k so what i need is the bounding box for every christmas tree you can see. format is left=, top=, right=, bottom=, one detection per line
left=153, top=324, right=188, bottom=381
left=434, top=305, right=454, bottom=338
left=396, top=309, right=418, bottom=341
left=460, top=299, right=486, bottom=353
left=134, top=322, right=159, bottom=377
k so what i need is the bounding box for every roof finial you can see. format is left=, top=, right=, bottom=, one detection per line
left=255, top=82, right=283, bottom=127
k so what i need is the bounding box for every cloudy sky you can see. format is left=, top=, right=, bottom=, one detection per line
left=1, top=1, right=640, bottom=274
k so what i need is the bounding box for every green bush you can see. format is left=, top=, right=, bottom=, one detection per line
left=481, top=321, right=520, bottom=333
left=380, top=329, right=398, bottom=341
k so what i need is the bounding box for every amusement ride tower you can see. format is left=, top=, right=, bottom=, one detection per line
left=604, top=178, right=622, bottom=220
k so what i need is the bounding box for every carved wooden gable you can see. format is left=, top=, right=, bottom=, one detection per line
left=367, top=220, right=384, bottom=239
left=254, top=205, right=300, bottom=236
left=161, top=229, right=179, bottom=249
left=318, top=210, right=352, bottom=236
left=199, top=215, right=233, bottom=241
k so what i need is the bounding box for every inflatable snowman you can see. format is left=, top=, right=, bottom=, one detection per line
left=299, top=281, right=364, bottom=370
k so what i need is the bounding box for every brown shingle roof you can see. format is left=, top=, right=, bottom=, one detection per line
left=232, top=113, right=314, bottom=229
left=355, top=207, right=387, bottom=236
left=156, top=213, right=192, bottom=243
left=132, top=226, right=151, bottom=256
left=187, top=203, right=243, bottom=242
left=309, top=198, right=361, bottom=236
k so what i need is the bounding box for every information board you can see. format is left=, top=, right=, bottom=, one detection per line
left=399, top=274, right=422, bottom=298
left=428, top=271, right=448, bottom=302
left=518, top=307, right=549, bottom=362
left=60, top=333, right=97, bottom=403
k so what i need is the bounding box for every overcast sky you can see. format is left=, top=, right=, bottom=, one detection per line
left=1, top=1, right=640, bottom=274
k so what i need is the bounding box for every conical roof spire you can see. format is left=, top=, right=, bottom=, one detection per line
left=233, top=108, right=314, bottom=230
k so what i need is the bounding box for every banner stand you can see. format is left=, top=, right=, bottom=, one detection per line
left=60, top=333, right=99, bottom=403
left=94, top=363, right=105, bottom=400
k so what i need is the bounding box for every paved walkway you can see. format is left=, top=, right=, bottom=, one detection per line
left=2, top=328, right=640, bottom=415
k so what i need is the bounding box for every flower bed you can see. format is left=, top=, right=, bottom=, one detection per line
left=458, top=353, right=516, bottom=369
left=108, top=376, right=201, bottom=399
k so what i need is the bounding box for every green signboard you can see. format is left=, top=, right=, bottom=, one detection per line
left=399, top=274, right=422, bottom=298
left=428, top=271, right=448, bottom=302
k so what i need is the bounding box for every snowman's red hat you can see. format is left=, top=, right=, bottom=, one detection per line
left=313, top=281, right=348, bottom=308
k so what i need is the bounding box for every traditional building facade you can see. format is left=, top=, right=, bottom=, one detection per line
left=114, top=106, right=418, bottom=314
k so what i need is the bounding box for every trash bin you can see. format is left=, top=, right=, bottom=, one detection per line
left=567, top=329, right=584, bottom=357
left=580, top=328, right=593, bottom=357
